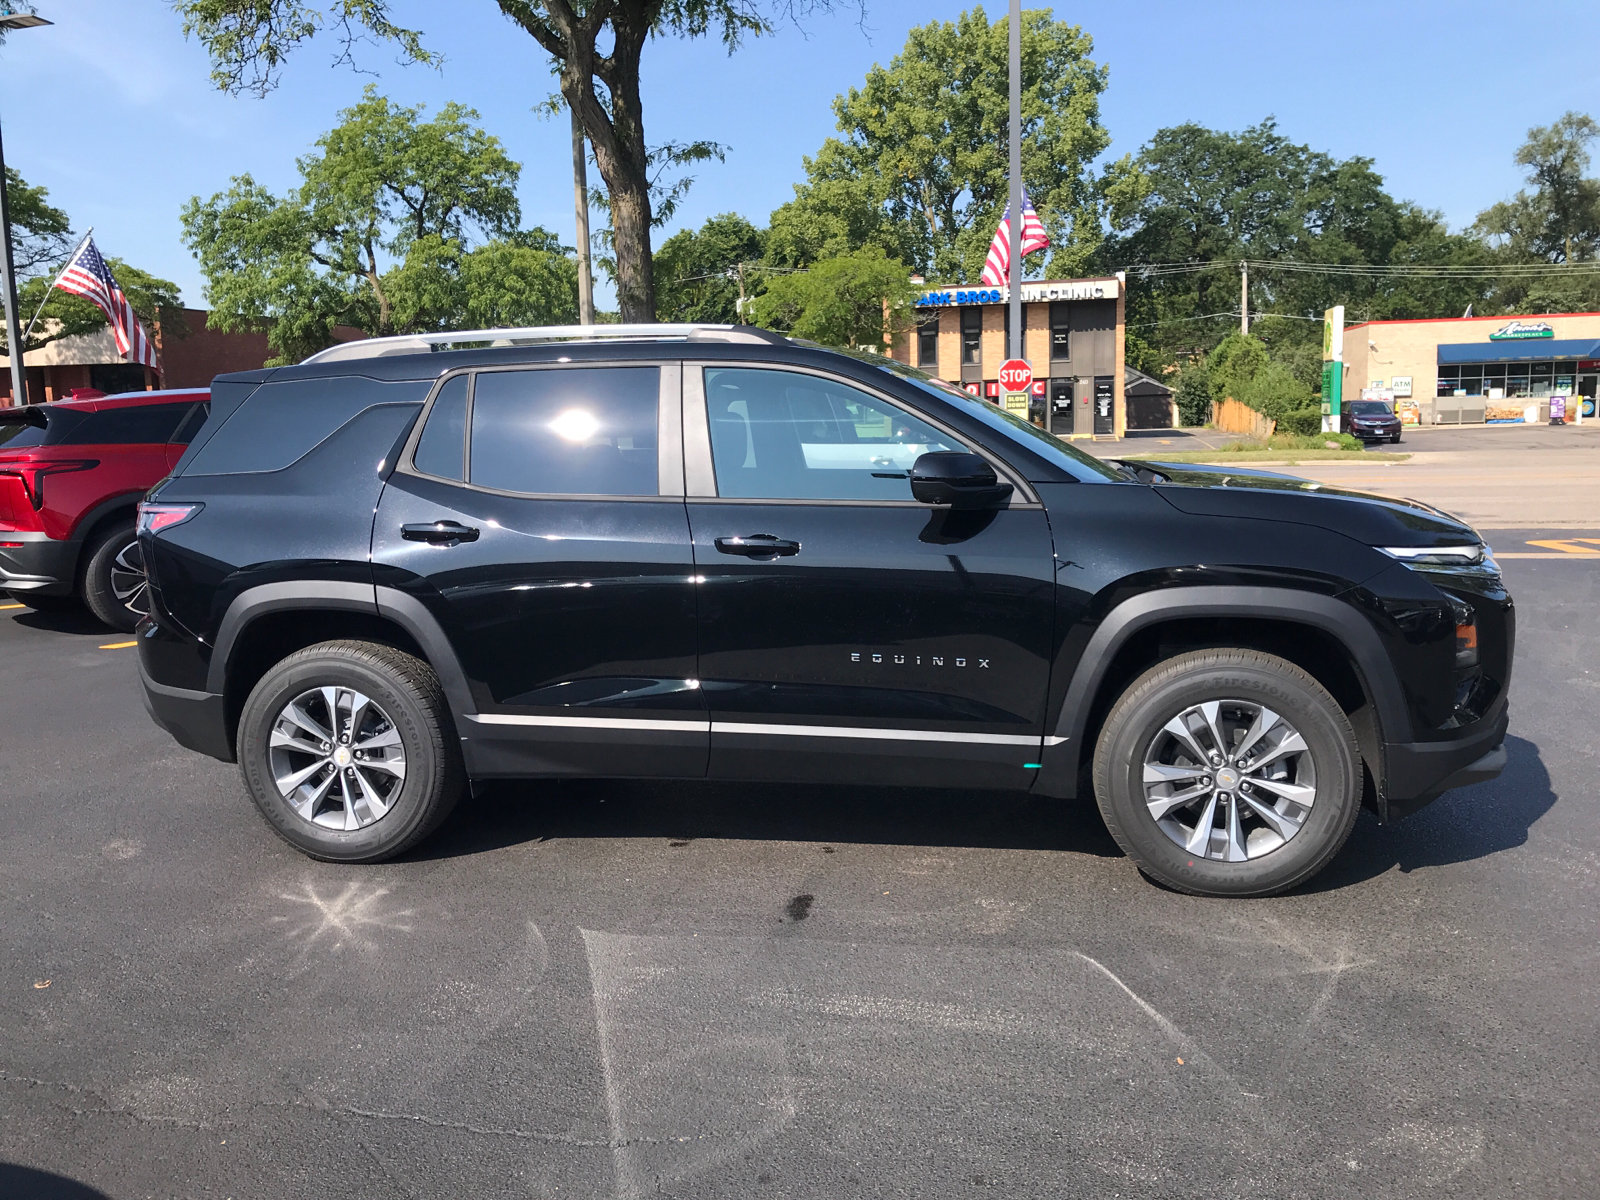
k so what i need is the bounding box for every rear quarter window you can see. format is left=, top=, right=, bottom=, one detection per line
left=184, top=377, right=430, bottom=474
left=56, top=402, right=196, bottom=446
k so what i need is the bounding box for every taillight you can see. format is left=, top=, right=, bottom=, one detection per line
left=137, top=502, right=202, bottom=536
left=0, top=459, right=99, bottom=510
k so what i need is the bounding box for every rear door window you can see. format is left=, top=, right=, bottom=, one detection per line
left=703, top=367, right=965, bottom=501
left=58, top=402, right=195, bottom=445
left=467, top=366, right=660, bottom=496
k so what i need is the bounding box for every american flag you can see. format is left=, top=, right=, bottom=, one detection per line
left=54, top=237, right=159, bottom=372
left=979, top=190, right=1050, bottom=287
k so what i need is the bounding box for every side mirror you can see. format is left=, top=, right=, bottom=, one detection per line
left=910, top=451, right=1014, bottom=509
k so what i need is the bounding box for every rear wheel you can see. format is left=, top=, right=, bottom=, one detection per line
left=1092, top=648, right=1362, bottom=897
left=81, top=519, right=147, bottom=632
left=237, top=640, right=465, bottom=862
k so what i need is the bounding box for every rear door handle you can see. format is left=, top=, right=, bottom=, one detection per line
left=402, top=520, right=479, bottom=545
left=715, top=534, right=801, bottom=557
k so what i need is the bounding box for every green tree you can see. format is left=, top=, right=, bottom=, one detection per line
left=174, top=0, right=842, bottom=324
left=749, top=246, right=918, bottom=349
left=1108, top=119, right=1488, bottom=369
left=4, top=167, right=73, bottom=279
left=768, top=7, right=1121, bottom=282
left=1475, top=112, right=1600, bottom=265
left=653, top=213, right=766, bottom=323
left=180, top=88, right=545, bottom=363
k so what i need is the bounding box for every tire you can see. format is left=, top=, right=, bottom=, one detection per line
left=1092, top=648, right=1362, bottom=897
left=80, top=519, right=146, bottom=632
left=236, top=640, right=465, bottom=863
left=1391, top=433, right=1402, bottom=444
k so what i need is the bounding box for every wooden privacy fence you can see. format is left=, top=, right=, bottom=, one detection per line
left=1211, top=397, right=1276, bottom=440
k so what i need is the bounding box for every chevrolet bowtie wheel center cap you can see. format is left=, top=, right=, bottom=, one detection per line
left=1215, top=767, right=1239, bottom=789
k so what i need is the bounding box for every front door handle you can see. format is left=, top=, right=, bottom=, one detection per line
left=715, top=534, right=801, bottom=557
left=402, top=520, right=479, bottom=545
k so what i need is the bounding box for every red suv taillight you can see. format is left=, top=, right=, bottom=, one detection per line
left=0, top=459, right=100, bottom=510
left=137, top=501, right=202, bottom=535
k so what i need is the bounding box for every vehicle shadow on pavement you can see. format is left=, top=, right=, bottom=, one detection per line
left=409, top=777, right=1126, bottom=861
left=1303, top=734, right=1556, bottom=890
left=0, top=1163, right=113, bottom=1200
left=7, top=607, right=107, bottom=636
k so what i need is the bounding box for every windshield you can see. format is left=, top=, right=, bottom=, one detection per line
left=1348, top=401, right=1393, bottom=416
left=855, top=353, right=1125, bottom=483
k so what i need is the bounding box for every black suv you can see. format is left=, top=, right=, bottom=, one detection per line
left=136, top=326, right=1511, bottom=897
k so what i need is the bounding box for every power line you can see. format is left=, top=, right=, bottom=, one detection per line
left=1123, top=257, right=1600, bottom=280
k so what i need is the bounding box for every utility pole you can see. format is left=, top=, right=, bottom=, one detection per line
left=1007, top=0, right=1022, bottom=362
left=734, top=261, right=747, bottom=322
left=0, top=112, right=25, bottom=405
left=1239, top=260, right=1249, bottom=337
left=571, top=107, right=595, bottom=326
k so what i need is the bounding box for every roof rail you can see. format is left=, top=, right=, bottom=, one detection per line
left=299, top=323, right=789, bottom=366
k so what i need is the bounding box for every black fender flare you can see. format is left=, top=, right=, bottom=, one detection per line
left=68, top=491, right=146, bottom=548
left=205, top=581, right=476, bottom=724
left=1035, top=585, right=1409, bottom=798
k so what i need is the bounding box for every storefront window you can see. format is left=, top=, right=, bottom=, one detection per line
left=916, top=312, right=939, bottom=367
left=960, top=308, right=982, bottom=366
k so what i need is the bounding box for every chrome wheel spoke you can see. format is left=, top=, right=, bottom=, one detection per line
left=1147, top=783, right=1211, bottom=821
left=1245, top=775, right=1316, bottom=807
left=1234, top=706, right=1279, bottom=762
left=356, top=755, right=405, bottom=781
left=276, top=756, right=333, bottom=793
left=1247, top=730, right=1308, bottom=771
left=1222, top=796, right=1249, bottom=862
left=348, top=767, right=391, bottom=825
left=1143, top=761, right=1209, bottom=786
left=353, top=725, right=402, bottom=751
left=293, top=767, right=339, bottom=822
left=270, top=726, right=326, bottom=757
left=1197, top=700, right=1229, bottom=760
left=281, top=700, right=333, bottom=744
left=1184, top=792, right=1220, bottom=855
left=1160, top=715, right=1210, bottom=767
left=1241, top=791, right=1305, bottom=839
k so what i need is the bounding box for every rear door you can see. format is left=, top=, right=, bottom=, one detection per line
left=371, top=362, right=706, bottom=779
left=683, top=363, right=1057, bottom=790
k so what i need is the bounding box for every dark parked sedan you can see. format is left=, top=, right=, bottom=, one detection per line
left=1343, top=399, right=1403, bottom=443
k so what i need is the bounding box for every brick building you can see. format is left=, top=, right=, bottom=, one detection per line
left=889, top=275, right=1128, bottom=437
left=1, top=308, right=367, bottom=403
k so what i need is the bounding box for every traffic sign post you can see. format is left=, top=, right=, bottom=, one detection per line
left=999, top=358, right=1032, bottom=417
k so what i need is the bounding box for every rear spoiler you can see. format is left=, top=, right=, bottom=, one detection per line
left=0, top=405, right=49, bottom=429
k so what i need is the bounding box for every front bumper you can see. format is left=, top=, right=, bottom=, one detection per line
left=138, top=658, right=234, bottom=762
left=0, top=531, right=77, bottom=596
left=1382, top=702, right=1509, bottom=820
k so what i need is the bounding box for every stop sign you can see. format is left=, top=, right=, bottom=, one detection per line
left=998, top=359, right=1033, bottom=392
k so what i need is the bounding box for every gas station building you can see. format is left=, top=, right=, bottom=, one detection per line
left=889, top=275, right=1129, bottom=437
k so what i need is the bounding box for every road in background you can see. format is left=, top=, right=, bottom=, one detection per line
left=1102, top=422, right=1600, bottom=528
left=1, top=548, right=1596, bottom=1199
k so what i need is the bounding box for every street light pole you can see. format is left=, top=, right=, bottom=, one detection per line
left=0, top=112, right=25, bottom=405
left=1007, top=0, right=1022, bottom=362
left=0, top=5, right=53, bottom=406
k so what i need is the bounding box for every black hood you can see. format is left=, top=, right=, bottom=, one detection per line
left=1123, top=460, right=1479, bottom=548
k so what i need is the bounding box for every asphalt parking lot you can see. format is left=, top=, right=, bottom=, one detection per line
left=3, top=535, right=1598, bottom=1199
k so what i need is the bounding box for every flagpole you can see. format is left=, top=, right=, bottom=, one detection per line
left=20, top=227, right=92, bottom=347
left=1007, top=0, right=1022, bottom=362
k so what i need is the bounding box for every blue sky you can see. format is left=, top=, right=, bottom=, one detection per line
left=3, top=0, right=1598, bottom=309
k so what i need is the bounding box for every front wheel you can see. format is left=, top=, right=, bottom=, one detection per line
left=1391, top=433, right=1403, bottom=443
left=237, top=640, right=465, bottom=862
left=1092, top=649, right=1362, bottom=897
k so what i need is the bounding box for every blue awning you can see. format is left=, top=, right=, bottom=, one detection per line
left=1438, top=338, right=1600, bottom=364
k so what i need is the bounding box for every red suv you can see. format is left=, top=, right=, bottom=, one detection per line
left=1, top=388, right=210, bottom=630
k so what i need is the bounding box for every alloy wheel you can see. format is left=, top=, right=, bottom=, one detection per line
left=1141, top=699, right=1316, bottom=862
left=110, top=539, right=149, bottom=618
left=268, top=686, right=407, bottom=830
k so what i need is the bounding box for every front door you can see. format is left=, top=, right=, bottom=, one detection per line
left=1093, top=375, right=1115, bottom=435
left=684, top=364, right=1057, bottom=790
left=372, top=363, right=706, bottom=779
left=1049, top=378, right=1074, bottom=435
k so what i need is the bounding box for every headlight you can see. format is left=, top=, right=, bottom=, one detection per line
left=1378, top=544, right=1487, bottom=567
